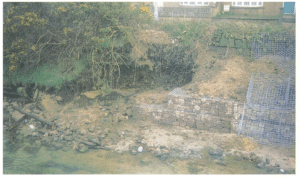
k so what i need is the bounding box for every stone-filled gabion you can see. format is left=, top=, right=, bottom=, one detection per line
left=133, top=88, right=244, bottom=133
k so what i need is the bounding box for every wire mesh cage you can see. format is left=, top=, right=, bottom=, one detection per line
left=251, top=33, right=295, bottom=61
left=251, top=33, right=295, bottom=75
left=238, top=73, right=295, bottom=147
left=246, top=73, right=295, bottom=110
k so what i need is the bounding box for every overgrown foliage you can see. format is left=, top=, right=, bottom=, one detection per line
left=3, top=3, right=295, bottom=96
left=146, top=44, right=197, bottom=89
left=161, top=20, right=212, bottom=48
left=3, top=2, right=153, bottom=91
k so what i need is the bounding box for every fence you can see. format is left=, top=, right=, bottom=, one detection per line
left=157, top=6, right=212, bottom=18
left=237, top=73, right=295, bottom=147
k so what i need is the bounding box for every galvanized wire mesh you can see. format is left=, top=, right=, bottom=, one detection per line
left=251, top=33, right=295, bottom=60
left=246, top=73, right=295, bottom=110
left=168, top=88, right=192, bottom=98
left=251, top=33, right=295, bottom=75
left=238, top=104, right=295, bottom=146
left=238, top=73, right=295, bottom=147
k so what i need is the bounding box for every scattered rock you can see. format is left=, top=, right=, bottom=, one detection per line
left=80, top=129, right=87, bottom=135
left=78, top=143, right=89, bottom=153
left=88, top=137, right=101, bottom=145
left=42, top=137, right=51, bottom=145
left=131, top=150, right=137, bottom=155
left=154, top=148, right=163, bottom=157
left=88, top=125, right=95, bottom=132
left=254, top=156, right=262, bottom=164
left=138, top=146, right=143, bottom=153
left=112, top=118, right=119, bottom=124
left=81, top=141, right=96, bottom=147
left=249, top=152, right=256, bottom=160
left=240, top=152, right=250, bottom=160
left=256, top=162, right=266, bottom=168
left=209, top=149, right=223, bottom=157
left=104, top=128, right=111, bottom=135
left=82, top=91, right=102, bottom=99
left=159, top=154, right=169, bottom=161
left=280, top=169, right=285, bottom=173
left=162, top=149, right=169, bottom=154
left=214, top=159, right=228, bottom=166
left=29, top=124, right=35, bottom=130
left=49, top=130, right=59, bottom=136
left=32, top=132, right=39, bottom=137
left=265, top=158, right=270, bottom=164
left=64, top=130, right=72, bottom=136
left=83, top=119, right=92, bottom=124
left=125, top=108, right=132, bottom=116
left=273, top=163, right=280, bottom=167
left=160, top=145, right=167, bottom=149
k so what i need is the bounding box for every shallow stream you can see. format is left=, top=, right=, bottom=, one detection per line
left=3, top=134, right=287, bottom=174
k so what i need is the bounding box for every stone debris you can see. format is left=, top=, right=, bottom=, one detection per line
left=138, top=146, right=143, bottom=153
left=3, top=89, right=295, bottom=172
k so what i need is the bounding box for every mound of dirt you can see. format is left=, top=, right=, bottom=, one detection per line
left=134, top=87, right=169, bottom=104
left=184, top=52, right=285, bottom=101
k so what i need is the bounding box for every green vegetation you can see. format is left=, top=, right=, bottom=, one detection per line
left=161, top=20, right=294, bottom=57
left=3, top=2, right=153, bottom=90
left=161, top=21, right=210, bottom=47
left=3, top=2, right=295, bottom=95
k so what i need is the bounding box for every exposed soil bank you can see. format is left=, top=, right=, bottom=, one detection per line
left=3, top=88, right=295, bottom=174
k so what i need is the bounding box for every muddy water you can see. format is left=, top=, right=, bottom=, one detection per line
left=3, top=136, right=286, bottom=174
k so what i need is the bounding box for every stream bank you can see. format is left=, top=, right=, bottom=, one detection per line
left=3, top=88, right=295, bottom=174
